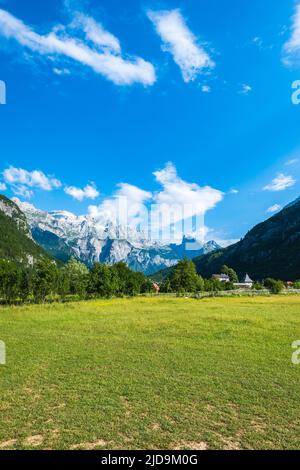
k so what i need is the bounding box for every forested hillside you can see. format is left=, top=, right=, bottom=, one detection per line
left=194, top=198, right=300, bottom=281
left=0, top=195, right=50, bottom=265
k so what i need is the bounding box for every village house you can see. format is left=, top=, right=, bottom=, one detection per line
left=234, top=274, right=254, bottom=289
left=212, top=273, right=230, bottom=283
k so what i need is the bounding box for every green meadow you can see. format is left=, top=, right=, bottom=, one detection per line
left=0, top=296, right=299, bottom=450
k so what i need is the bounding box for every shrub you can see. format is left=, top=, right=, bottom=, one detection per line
left=252, top=282, right=263, bottom=291
left=263, top=278, right=284, bottom=294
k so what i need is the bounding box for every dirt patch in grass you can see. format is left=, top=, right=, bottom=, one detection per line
left=50, top=429, right=60, bottom=439
left=151, top=423, right=161, bottom=431
left=250, top=419, right=267, bottom=433
left=24, top=435, right=44, bottom=446
left=70, top=439, right=107, bottom=450
left=172, top=441, right=208, bottom=450
left=222, top=439, right=241, bottom=450
left=206, top=404, right=215, bottom=412
left=52, top=402, right=66, bottom=410
left=0, top=439, right=17, bottom=449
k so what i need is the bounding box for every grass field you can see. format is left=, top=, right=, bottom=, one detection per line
left=0, top=296, right=299, bottom=450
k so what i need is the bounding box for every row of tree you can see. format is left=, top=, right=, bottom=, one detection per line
left=159, top=260, right=286, bottom=295
left=159, top=260, right=236, bottom=293
left=0, top=257, right=289, bottom=304
left=0, top=258, right=153, bottom=304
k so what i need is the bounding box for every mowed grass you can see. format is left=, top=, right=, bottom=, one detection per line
left=0, top=296, right=300, bottom=450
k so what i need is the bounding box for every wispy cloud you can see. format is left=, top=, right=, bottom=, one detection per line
left=147, top=9, right=214, bottom=82
left=285, top=158, right=299, bottom=166
left=239, top=84, right=252, bottom=95
left=0, top=182, right=7, bottom=191
left=283, top=3, right=300, bottom=65
left=0, top=8, right=156, bottom=86
left=266, top=204, right=282, bottom=213
left=3, top=166, right=61, bottom=198
left=263, top=173, right=296, bottom=192
left=64, top=183, right=100, bottom=201
left=53, top=67, right=71, bottom=75
left=10, top=185, right=34, bottom=199
left=201, top=85, right=211, bottom=93
left=71, top=13, right=121, bottom=53
left=252, top=36, right=264, bottom=49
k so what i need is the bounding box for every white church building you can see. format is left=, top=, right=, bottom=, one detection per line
left=234, top=274, right=254, bottom=289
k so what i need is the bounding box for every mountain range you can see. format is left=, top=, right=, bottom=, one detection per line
left=3, top=193, right=300, bottom=280
left=2, top=197, right=220, bottom=274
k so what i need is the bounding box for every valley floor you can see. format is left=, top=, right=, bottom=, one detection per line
left=0, top=296, right=299, bottom=450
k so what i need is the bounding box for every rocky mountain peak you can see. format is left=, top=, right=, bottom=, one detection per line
left=13, top=198, right=220, bottom=274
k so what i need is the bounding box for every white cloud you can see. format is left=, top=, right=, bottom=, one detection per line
left=3, top=166, right=61, bottom=199
left=201, top=85, right=211, bottom=93
left=64, top=183, right=100, bottom=201
left=0, top=8, right=156, bottom=86
left=117, top=183, right=152, bottom=208
left=286, top=158, right=299, bottom=166
left=3, top=166, right=62, bottom=192
left=229, top=188, right=239, bottom=194
left=89, top=182, right=152, bottom=227
left=72, top=13, right=121, bottom=53
left=263, top=173, right=296, bottom=192
left=152, top=163, right=223, bottom=237
left=0, top=182, right=7, bottom=191
left=11, top=185, right=33, bottom=199
left=148, top=9, right=214, bottom=82
left=266, top=204, right=282, bottom=214
left=53, top=67, right=70, bottom=75
left=88, top=163, right=223, bottom=242
left=153, top=162, right=223, bottom=218
left=252, top=36, right=264, bottom=48
left=283, top=3, right=300, bottom=63
left=239, top=84, right=252, bottom=95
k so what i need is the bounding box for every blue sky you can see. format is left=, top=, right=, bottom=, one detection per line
left=1, top=0, right=300, bottom=245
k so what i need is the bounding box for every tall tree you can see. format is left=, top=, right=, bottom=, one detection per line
left=112, top=262, right=145, bottom=296
left=19, top=268, right=32, bottom=303
left=32, top=260, right=58, bottom=303
left=221, top=265, right=239, bottom=283
left=170, top=259, right=204, bottom=293
left=64, top=258, right=89, bottom=298
left=88, top=263, right=118, bottom=298
left=0, top=260, right=20, bottom=303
